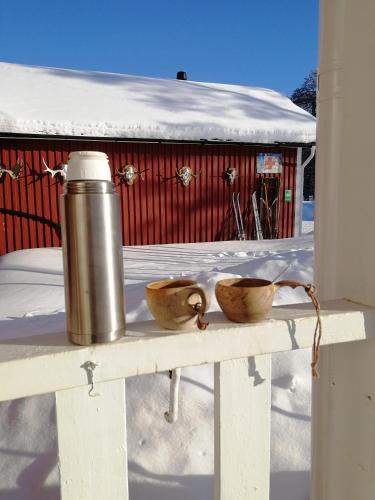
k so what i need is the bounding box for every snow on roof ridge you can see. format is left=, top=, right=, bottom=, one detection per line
left=0, top=61, right=288, bottom=93
left=0, top=61, right=316, bottom=143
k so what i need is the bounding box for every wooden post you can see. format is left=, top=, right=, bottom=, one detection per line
left=313, top=0, right=375, bottom=498
left=311, top=340, right=375, bottom=499
left=214, top=355, right=271, bottom=500
left=55, top=378, right=128, bottom=500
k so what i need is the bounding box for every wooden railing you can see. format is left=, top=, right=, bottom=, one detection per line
left=0, top=298, right=374, bottom=499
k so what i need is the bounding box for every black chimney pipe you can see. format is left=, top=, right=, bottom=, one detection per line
left=176, top=71, right=187, bottom=81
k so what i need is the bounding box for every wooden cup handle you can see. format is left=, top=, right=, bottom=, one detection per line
left=186, top=286, right=207, bottom=312
left=186, top=286, right=209, bottom=330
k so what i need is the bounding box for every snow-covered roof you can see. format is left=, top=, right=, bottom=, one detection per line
left=0, top=62, right=316, bottom=144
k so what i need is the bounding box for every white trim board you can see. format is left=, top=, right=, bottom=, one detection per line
left=0, top=299, right=373, bottom=402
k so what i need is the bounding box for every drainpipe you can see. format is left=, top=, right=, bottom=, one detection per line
left=294, top=145, right=316, bottom=237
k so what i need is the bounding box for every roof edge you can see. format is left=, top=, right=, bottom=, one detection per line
left=0, top=132, right=316, bottom=149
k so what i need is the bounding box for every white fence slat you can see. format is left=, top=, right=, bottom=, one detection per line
left=311, top=339, right=375, bottom=500
left=56, top=378, right=128, bottom=500
left=214, top=355, right=271, bottom=500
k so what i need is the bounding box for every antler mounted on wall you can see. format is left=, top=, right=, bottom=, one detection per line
left=116, top=165, right=147, bottom=185
left=223, top=166, right=237, bottom=186
left=0, top=158, right=23, bottom=180
left=42, top=158, right=68, bottom=179
left=176, top=166, right=200, bottom=187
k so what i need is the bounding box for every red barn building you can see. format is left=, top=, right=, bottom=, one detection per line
left=0, top=63, right=316, bottom=255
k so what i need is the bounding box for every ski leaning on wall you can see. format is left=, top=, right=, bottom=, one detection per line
left=232, top=192, right=246, bottom=241
left=252, top=191, right=263, bottom=240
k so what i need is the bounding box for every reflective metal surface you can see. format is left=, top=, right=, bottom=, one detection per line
left=61, top=180, right=125, bottom=345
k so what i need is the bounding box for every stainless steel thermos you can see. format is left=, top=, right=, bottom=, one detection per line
left=61, top=151, right=125, bottom=345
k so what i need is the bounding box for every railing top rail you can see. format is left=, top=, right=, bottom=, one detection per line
left=0, top=299, right=374, bottom=402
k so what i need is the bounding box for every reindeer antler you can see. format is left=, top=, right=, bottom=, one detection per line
left=42, top=157, right=67, bottom=179
left=138, top=168, right=149, bottom=181
left=176, top=166, right=200, bottom=186
left=0, top=158, right=23, bottom=180
left=117, top=165, right=147, bottom=185
left=11, top=158, right=23, bottom=179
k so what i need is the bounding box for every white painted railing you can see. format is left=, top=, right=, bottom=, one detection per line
left=1, top=298, right=374, bottom=499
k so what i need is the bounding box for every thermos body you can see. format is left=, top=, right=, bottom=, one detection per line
left=61, top=154, right=125, bottom=346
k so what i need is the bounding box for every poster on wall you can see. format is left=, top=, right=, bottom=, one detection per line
left=256, top=153, right=283, bottom=174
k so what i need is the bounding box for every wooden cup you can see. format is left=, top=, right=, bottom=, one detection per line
left=146, top=279, right=208, bottom=330
left=215, top=278, right=304, bottom=323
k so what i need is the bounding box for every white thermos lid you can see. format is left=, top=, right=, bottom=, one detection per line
left=66, top=151, right=112, bottom=181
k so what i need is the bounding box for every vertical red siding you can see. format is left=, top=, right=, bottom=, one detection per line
left=0, top=138, right=297, bottom=255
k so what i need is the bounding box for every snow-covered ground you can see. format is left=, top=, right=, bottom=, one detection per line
left=302, top=201, right=314, bottom=234
left=302, top=201, right=315, bottom=222
left=0, top=232, right=314, bottom=500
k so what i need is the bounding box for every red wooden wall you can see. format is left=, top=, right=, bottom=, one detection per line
left=0, top=138, right=297, bottom=255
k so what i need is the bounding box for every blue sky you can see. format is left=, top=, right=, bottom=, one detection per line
left=0, top=0, right=318, bottom=96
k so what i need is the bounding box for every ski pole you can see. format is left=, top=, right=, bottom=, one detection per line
left=232, top=192, right=241, bottom=240
left=237, top=193, right=245, bottom=240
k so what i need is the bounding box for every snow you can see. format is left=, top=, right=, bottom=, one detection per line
left=302, top=201, right=315, bottom=234
left=0, top=62, right=316, bottom=144
left=302, top=201, right=315, bottom=221
left=0, top=233, right=314, bottom=500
